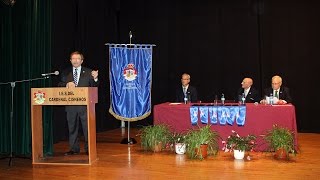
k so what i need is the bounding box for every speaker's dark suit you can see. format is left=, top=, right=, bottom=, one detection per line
left=236, top=87, right=261, bottom=103
left=263, top=86, right=292, bottom=103
left=175, top=85, right=198, bottom=103
left=58, top=66, right=99, bottom=153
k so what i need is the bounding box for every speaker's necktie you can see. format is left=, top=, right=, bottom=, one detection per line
left=183, top=87, right=187, bottom=97
left=73, top=68, right=78, bottom=86
left=275, top=90, right=279, bottom=99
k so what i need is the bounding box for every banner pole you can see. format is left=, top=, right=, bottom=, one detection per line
left=120, top=121, right=137, bottom=145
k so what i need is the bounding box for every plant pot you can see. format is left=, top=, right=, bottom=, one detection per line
left=233, top=150, right=245, bottom=160
left=195, top=144, right=208, bottom=158
left=175, top=143, right=186, bottom=154
left=153, top=142, right=163, bottom=152
left=275, top=148, right=288, bottom=159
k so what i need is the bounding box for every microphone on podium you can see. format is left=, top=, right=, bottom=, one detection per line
left=41, top=71, right=59, bottom=76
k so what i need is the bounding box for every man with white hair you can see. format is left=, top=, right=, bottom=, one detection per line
left=261, top=75, right=292, bottom=104
left=175, top=73, right=198, bottom=103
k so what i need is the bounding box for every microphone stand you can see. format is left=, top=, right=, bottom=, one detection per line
left=0, top=76, right=49, bottom=166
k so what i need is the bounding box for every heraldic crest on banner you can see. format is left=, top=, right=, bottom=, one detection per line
left=123, top=63, right=137, bottom=81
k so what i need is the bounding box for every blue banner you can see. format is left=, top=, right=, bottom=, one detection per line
left=218, top=107, right=228, bottom=125
left=199, top=106, right=209, bottom=124
left=227, top=107, right=237, bottom=125
left=190, top=106, right=246, bottom=126
left=190, top=106, right=199, bottom=125
left=209, top=107, right=218, bottom=124
left=109, top=45, right=153, bottom=121
left=236, top=106, right=246, bottom=126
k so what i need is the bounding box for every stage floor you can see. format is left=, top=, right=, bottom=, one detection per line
left=1, top=128, right=320, bottom=179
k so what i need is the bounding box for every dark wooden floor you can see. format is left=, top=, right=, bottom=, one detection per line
left=1, top=128, right=320, bottom=179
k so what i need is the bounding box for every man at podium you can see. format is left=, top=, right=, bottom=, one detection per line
left=58, top=51, right=99, bottom=155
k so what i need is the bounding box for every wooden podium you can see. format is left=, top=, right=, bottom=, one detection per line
left=31, top=87, right=98, bottom=165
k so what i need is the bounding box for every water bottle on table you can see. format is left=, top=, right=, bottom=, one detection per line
left=184, top=91, right=187, bottom=104
left=269, top=93, right=274, bottom=105
left=241, top=93, right=246, bottom=105
left=221, top=93, right=225, bottom=106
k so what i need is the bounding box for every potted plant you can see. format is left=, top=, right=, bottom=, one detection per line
left=169, top=132, right=187, bottom=154
left=264, top=124, right=296, bottom=159
left=184, top=125, right=219, bottom=159
left=140, top=124, right=171, bottom=152
left=222, top=130, right=256, bottom=160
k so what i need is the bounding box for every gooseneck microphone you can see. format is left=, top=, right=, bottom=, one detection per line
left=41, top=71, right=59, bottom=76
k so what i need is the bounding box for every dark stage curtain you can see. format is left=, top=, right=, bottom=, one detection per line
left=113, top=0, right=320, bottom=132
left=51, top=0, right=320, bottom=133
left=0, top=0, right=53, bottom=155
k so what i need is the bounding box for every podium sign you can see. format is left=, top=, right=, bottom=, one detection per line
left=31, top=87, right=98, bottom=165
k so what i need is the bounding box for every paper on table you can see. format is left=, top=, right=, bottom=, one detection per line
left=266, top=96, right=279, bottom=104
left=169, top=103, right=182, bottom=105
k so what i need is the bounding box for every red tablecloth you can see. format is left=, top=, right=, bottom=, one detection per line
left=153, top=103, right=298, bottom=151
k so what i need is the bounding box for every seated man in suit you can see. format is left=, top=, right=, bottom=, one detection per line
left=261, top=75, right=292, bottom=104
left=237, top=77, right=260, bottom=103
left=175, top=73, right=198, bottom=103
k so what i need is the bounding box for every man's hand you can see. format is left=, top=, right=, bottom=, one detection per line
left=277, top=99, right=287, bottom=105
left=260, top=99, right=267, bottom=104
left=66, top=82, right=76, bottom=88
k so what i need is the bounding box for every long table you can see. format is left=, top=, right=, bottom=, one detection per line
left=153, top=102, right=298, bottom=151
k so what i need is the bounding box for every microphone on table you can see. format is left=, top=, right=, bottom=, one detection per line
left=41, top=71, right=59, bottom=76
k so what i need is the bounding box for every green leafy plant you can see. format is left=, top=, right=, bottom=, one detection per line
left=169, top=132, right=186, bottom=144
left=140, top=124, right=171, bottom=152
left=168, top=132, right=187, bottom=153
left=222, top=130, right=256, bottom=152
left=184, top=125, right=219, bottom=159
left=264, top=124, right=296, bottom=158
